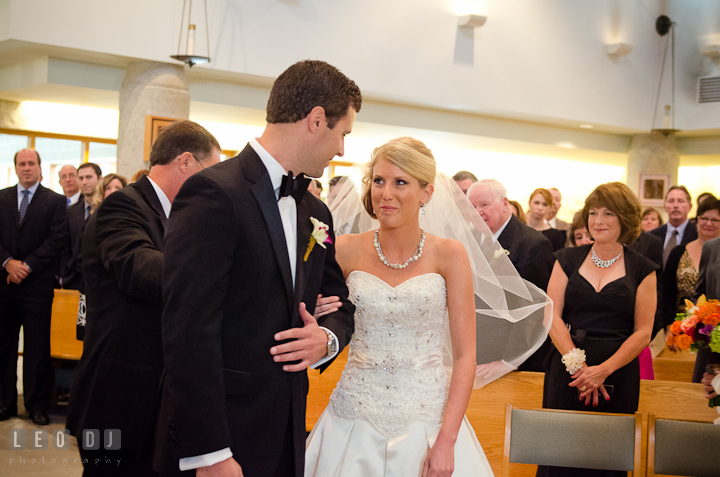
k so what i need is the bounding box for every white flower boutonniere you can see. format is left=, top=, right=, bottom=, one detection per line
left=304, top=217, right=333, bottom=262
left=493, top=248, right=510, bottom=260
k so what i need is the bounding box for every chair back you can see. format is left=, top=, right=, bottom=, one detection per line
left=503, top=404, right=641, bottom=476
left=648, top=413, right=720, bottom=477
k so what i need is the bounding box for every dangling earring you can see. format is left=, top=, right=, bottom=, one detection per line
left=420, top=203, right=426, bottom=216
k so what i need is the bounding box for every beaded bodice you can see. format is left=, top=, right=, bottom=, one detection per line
left=330, top=270, right=449, bottom=436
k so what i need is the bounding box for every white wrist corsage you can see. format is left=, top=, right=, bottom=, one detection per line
left=561, top=348, right=586, bottom=374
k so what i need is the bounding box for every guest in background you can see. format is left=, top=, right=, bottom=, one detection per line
left=527, top=187, right=566, bottom=252
left=327, top=175, right=349, bottom=205
left=649, top=185, right=697, bottom=267
left=509, top=199, right=526, bottom=224
left=662, top=199, right=720, bottom=333
left=696, top=237, right=720, bottom=386
left=547, top=188, right=571, bottom=236
left=58, top=165, right=81, bottom=206
left=539, top=182, right=656, bottom=477
left=641, top=207, right=664, bottom=232
left=91, top=173, right=128, bottom=213
left=452, top=170, right=478, bottom=195
left=697, top=192, right=717, bottom=206
left=569, top=211, right=593, bottom=246
left=308, top=178, right=323, bottom=199
left=0, top=149, right=69, bottom=425
left=131, top=168, right=149, bottom=183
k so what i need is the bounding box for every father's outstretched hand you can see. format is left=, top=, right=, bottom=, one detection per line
left=270, top=303, right=327, bottom=372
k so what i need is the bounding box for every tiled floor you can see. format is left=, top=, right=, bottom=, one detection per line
left=0, top=399, right=83, bottom=476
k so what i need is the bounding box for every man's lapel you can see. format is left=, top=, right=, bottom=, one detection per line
left=294, top=196, right=313, bottom=320
left=136, top=175, right=168, bottom=232
left=8, top=185, right=20, bottom=227
left=19, top=184, right=47, bottom=228
left=242, top=146, right=295, bottom=312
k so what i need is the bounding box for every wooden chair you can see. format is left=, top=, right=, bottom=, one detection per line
left=502, top=404, right=642, bottom=476
left=647, top=413, right=720, bottom=477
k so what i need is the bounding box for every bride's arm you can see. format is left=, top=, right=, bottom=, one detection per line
left=424, top=239, right=476, bottom=476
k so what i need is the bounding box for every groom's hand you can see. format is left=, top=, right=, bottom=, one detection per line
left=270, top=302, right=327, bottom=372
left=196, top=457, right=243, bottom=476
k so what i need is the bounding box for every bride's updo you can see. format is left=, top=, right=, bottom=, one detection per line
left=361, top=137, right=437, bottom=219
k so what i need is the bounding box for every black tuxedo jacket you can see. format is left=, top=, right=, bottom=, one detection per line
left=497, top=214, right=555, bottom=291
left=629, top=231, right=664, bottom=336
left=0, top=183, right=68, bottom=297
left=67, top=176, right=167, bottom=455
left=58, top=199, right=87, bottom=291
left=156, top=145, right=355, bottom=476
left=649, top=221, right=698, bottom=247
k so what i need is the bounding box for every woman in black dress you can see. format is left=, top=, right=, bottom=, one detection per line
left=538, top=182, right=657, bottom=477
left=526, top=188, right=566, bottom=251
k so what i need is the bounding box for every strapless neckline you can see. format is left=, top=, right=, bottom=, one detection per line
left=347, top=269, right=444, bottom=289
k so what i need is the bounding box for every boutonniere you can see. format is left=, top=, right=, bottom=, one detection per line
left=493, top=248, right=510, bottom=259
left=304, top=217, right=333, bottom=262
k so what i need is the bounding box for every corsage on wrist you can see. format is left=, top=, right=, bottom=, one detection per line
left=561, top=348, right=586, bottom=374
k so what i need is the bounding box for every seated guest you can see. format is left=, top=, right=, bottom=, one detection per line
left=58, top=165, right=81, bottom=206
left=539, top=182, right=656, bottom=477
left=569, top=211, right=593, bottom=246
left=66, top=121, right=222, bottom=476
left=509, top=199, right=526, bottom=224
left=649, top=185, right=697, bottom=267
left=641, top=206, right=664, bottom=232
left=468, top=179, right=555, bottom=372
left=307, top=178, right=323, bottom=199
left=526, top=187, right=566, bottom=251
left=452, top=170, right=478, bottom=195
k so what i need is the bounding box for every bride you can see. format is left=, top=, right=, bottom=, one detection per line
left=305, top=138, right=549, bottom=476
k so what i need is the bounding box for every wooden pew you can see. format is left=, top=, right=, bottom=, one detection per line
left=308, top=361, right=717, bottom=477
left=50, top=289, right=83, bottom=360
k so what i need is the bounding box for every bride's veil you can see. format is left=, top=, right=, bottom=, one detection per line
left=328, top=167, right=553, bottom=389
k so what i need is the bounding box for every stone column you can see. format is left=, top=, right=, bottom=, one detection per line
left=117, top=61, right=189, bottom=178
left=627, top=132, right=679, bottom=218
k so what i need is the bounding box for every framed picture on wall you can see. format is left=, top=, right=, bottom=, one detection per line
left=638, top=174, right=669, bottom=207
left=144, top=116, right=181, bottom=163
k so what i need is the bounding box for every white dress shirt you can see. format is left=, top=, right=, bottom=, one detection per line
left=146, top=176, right=172, bottom=218
left=67, top=191, right=82, bottom=206
left=179, top=140, right=339, bottom=471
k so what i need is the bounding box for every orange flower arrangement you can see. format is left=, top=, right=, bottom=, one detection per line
left=666, top=296, right=720, bottom=353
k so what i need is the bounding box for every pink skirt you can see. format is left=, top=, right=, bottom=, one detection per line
left=639, top=347, right=654, bottom=380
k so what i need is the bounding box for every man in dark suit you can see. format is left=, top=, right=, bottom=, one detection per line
left=58, top=163, right=102, bottom=292
left=468, top=179, right=554, bottom=372
left=58, top=165, right=81, bottom=206
left=649, top=185, right=698, bottom=266
left=156, top=60, right=359, bottom=477
left=66, top=121, right=221, bottom=476
left=0, top=149, right=68, bottom=425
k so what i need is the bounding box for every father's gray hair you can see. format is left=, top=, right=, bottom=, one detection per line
left=469, top=179, right=507, bottom=202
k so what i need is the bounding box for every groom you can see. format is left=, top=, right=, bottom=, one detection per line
left=155, top=60, right=361, bottom=476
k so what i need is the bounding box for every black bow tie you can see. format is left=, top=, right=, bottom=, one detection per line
left=278, top=171, right=311, bottom=203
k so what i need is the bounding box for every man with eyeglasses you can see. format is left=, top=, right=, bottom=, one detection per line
left=67, top=120, right=221, bottom=476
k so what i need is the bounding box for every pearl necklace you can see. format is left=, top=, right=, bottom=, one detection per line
left=591, top=246, right=622, bottom=268
left=374, top=229, right=426, bottom=269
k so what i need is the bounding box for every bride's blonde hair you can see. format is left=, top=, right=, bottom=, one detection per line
left=361, top=137, right=436, bottom=219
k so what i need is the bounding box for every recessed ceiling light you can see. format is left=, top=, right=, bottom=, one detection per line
left=579, top=124, right=594, bottom=129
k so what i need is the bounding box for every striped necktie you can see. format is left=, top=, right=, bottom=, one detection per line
left=18, top=190, right=29, bottom=223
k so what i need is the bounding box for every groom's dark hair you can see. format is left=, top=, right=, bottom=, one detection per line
left=266, top=60, right=362, bottom=129
left=149, top=120, right=221, bottom=167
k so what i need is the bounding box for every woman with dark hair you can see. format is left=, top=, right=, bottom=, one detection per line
left=509, top=199, right=527, bottom=223
left=538, top=182, right=657, bottom=477
left=662, top=199, right=720, bottom=345
left=641, top=207, right=664, bottom=232
left=526, top=188, right=566, bottom=251
left=569, top=211, right=593, bottom=247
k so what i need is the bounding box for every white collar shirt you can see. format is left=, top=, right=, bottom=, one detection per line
left=146, top=176, right=172, bottom=219
left=493, top=214, right=513, bottom=241
left=17, top=181, right=40, bottom=210
left=665, top=219, right=689, bottom=247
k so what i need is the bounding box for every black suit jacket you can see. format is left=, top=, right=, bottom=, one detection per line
left=695, top=237, right=720, bottom=301
left=156, top=145, right=355, bottom=476
left=649, top=221, right=698, bottom=248
left=0, top=183, right=68, bottom=297
left=630, top=231, right=664, bottom=336
left=67, top=176, right=167, bottom=455
left=58, top=199, right=87, bottom=291
left=497, top=214, right=555, bottom=291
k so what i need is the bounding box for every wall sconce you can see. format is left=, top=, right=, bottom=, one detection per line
left=701, top=44, right=720, bottom=59
left=458, top=14, right=487, bottom=29
left=606, top=43, right=632, bottom=57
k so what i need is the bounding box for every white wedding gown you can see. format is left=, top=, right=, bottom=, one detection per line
left=305, top=270, right=494, bottom=476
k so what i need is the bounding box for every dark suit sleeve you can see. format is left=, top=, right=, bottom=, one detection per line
left=661, top=245, right=684, bottom=327
left=313, top=210, right=355, bottom=372
left=23, top=193, right=69, bottom=275
left=93, top=190, right=163, bottom=303
left=523, top=236, right=555, bottom=291
left=161, top=174, right=238, bottom=456
left=694, top=240, right=713, bottom=300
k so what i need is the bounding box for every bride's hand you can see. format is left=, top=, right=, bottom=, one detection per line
left=314, top=294, right=341, bottom=319
left=422, top=438, right=454, bottom=477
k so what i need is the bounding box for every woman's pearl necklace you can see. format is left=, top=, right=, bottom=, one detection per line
left=374, top=229, right=426, bottom=269
left=591, top=246, right=622, bottom=268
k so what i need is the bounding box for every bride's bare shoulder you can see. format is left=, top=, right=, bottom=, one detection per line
left=336, top=231, right=374, bottom=266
